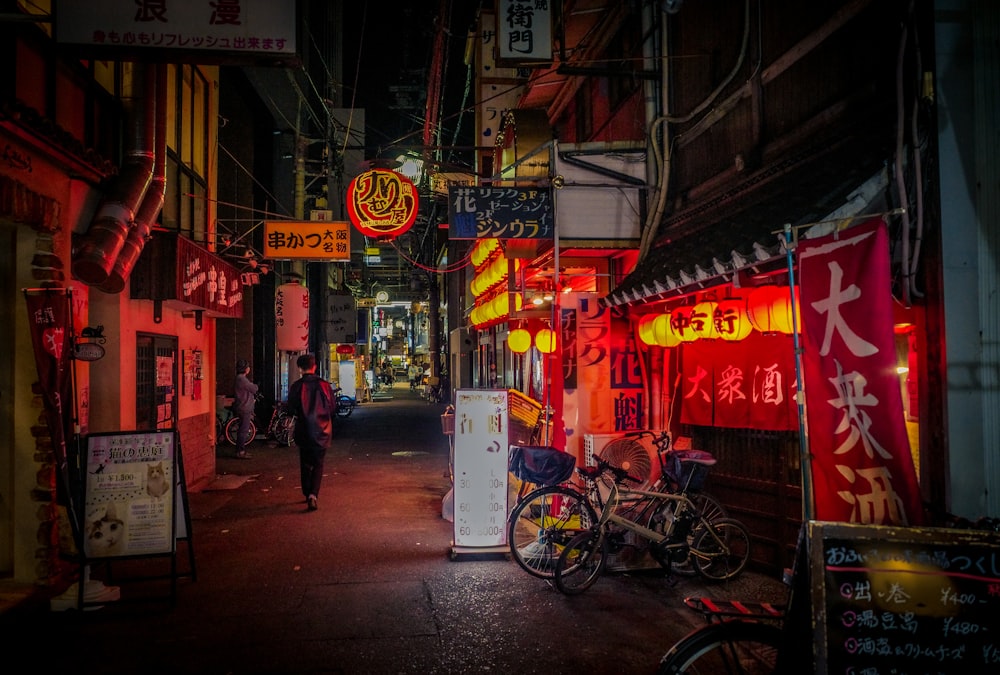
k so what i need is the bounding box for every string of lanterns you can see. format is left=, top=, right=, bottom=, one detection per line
left=507, top=325, right=557, bottom=354
left=638, top=285, right=799, bottom=347
left=469, top=238, right=523, bottom=329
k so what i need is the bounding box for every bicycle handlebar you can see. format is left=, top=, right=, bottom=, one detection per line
left=577, top=454, right=644, bottom=485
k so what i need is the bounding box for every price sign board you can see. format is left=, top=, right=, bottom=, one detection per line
left=452, top=389, right=509, bottom=553
left=810, top=521, right=1000, bottom=675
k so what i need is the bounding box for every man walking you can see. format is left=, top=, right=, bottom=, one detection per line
left=287, top=353, right=335, bottom=511
left=233, top=359, right=257, bottom=459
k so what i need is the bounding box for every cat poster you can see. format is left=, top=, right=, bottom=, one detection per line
left=83, top=431, right=177, bottom=559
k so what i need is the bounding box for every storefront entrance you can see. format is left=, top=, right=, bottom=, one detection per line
left=137, top=333, right=178, bottom=430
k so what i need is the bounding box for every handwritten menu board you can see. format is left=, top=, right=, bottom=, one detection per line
left=452, top=389, right=509, bottom=551
left=809, top=521, right=1000, bottom=675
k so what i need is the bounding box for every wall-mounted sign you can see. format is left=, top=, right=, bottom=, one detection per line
left=497, top=0, right=553, bottom=64
left=131, top=233, right=244, bottom=318
left=55, top=0, right=297, bottom=60
left=447, top=186, right=553, bottom=240
left=275, top=282, right=309, bottom=352
left=263, top=220, right=351, bottom=261
left=347, top=169, right=418, bottom=241
left=73, top=342, right=106, bottom=362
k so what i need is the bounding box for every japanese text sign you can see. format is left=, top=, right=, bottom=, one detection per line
left=264, top=221, right=351, bottom=261
left=497, top=0, right=553, bottom=63
left=347, top=169, right=418, bottom=241
left=55, top=0, right=297, bottom=57
left=447, top=186, right=553, bottom=240
left=798, top=218, right=923, bottom=526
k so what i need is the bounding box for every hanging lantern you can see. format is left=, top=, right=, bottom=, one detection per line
left=714, top=297, right=753, bottom=341
left=653, top=314, right=681, bottom=348
left=336, top=344, right=355, bottom=355
left=638, top=315, right=657, bottom=346
left=535, top=328, right=557, bottom=354
left=508, top=328, right=532, bottom=354
left=275, top=282, right=309, bottom=352
left=670, top=305, right=698, bottom=342
left=748, top=286, right=799, bottom=334
left=691, top=301, right=719, bottom=339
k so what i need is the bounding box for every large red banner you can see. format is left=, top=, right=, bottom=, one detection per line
left=679, top=332, right=798, bottom=431
left=24, top=290, right=78, bottom=521
left=798, top=218, right=923, bottom=525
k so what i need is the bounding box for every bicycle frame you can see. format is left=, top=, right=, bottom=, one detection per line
left=597, top=482, right=706, bottom=554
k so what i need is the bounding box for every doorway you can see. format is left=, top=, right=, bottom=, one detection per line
left=137, top=333, right=178, bottom=430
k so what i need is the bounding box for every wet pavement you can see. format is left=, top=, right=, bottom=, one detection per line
left=1, top=382, right=788, bottom=674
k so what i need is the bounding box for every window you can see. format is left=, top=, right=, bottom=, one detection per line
left=163, top=64, right=210, bottom=243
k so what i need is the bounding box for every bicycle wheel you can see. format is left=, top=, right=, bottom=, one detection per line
left=690, top=517, right=751, bottom=582
left=336, top=397, right=353, bottom=417
left=657, top=620, right=782, bottom=674
left=653, top=492, right=728, bottom=575
left=553, top=529, right=608, bottom=595
left=225, top=415, right=257, bottom=447
left=507, top=486, right=598, bottom=579
left=274, top=413, right=295, bottom=447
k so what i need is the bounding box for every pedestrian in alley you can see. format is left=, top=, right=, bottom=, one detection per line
left=287, top=353, right=335, bottom=511
left=233, top=359, right=258, bottom=459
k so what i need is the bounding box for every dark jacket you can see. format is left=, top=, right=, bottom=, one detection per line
left=288, top=373, right=335, bottom=449
left=234, top=373, right=258, bottom=414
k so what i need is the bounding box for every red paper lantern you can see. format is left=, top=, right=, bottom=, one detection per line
left=346, top=169, right=418, bottom=241
left=336, top=344, right=355, bottom=355
left=748, top=285, right=799, bottom=334
left=714, top=297, right=753, bottom=341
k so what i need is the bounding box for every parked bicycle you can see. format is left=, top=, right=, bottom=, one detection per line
left=332, top=387, right=358, bottom=418
left=506, top=431, right=727, bottom=581
left=222, top=395, right=296, bottom=447
left=552, top=460, right=751, bottom=594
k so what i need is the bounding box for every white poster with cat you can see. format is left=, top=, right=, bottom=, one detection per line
left=83, top=431, right=176, bottom=559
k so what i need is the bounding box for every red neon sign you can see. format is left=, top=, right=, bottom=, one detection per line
left=347, top=169, right=418, bottom=241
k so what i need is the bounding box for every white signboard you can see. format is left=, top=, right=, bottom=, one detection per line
left=452, top=389, right=509, bottom=551
left=83, top=431, right=176, bottom=559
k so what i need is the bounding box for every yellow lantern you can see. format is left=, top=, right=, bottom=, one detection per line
left=714, top=297, right=753, bottom=341
left=691, top=301, right=719, bottom=339
left=508, top=328, right=532, bottom=354
left=638, top=314, right=657, bottom=346
left=535, top=328, right=557, bottom=354
left=670, top=305, right=698, bottom=342
left=653, top=314, right=681, bottom=348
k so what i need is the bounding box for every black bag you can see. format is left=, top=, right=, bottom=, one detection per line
left=508, top=446, right=576, bottom=487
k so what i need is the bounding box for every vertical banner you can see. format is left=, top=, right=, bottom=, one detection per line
left=609, top=313, right=645, bottom=431
left=24, top=290, right=77, bottom=523
left=574, top=295, right=614, bottom=438
left=83, top=431, right=176, bottom=558
left=798, top=218, right=923, bottom=525
left=452, top=389, right=509, bottom=550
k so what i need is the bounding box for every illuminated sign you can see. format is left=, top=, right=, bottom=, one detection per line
left=447, top=186, right=553, bottom=240
left=263, top=221, right=351, bottom=261
left=347, top=169, right=418, bottom=241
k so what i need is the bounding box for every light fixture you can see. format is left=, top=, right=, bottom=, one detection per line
left=531, top=291, right=544, bottom=306
left=542, top=287, right=554, bottom=302
left=394, top=152, right=425, bottom=184
left=535, top=328, right=557, bottom=354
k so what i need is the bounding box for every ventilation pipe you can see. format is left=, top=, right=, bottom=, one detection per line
left=99, top=64, right=167, bottom=294
left=72, top=63, right=156, bottom=286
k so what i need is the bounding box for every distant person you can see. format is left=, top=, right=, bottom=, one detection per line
left=408, top=362, right=421, bottom=390
left=287, top=353, right=335, bottom=511
left=233, top=359, right=258, bottom=459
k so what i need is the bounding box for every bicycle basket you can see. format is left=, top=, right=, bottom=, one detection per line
left=665, top=450, right=716, bottom=491
left=508, top=446, right=576, bottom=487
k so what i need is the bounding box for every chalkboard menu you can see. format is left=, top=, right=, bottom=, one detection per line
left=809, top=521, right=1000, bottom=675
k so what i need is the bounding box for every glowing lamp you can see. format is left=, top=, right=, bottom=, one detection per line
left=653, top=314, right=681, bottom=348
left=508, top=328, right=532, bottom=354
left=535, top=328, right=557, bottom=354
left=714, top=297, right=753, bottom=341
left=670, top=305, right=698, bottom=342
left=691, top=301, right=719, bottom=339
left=748, top=286, right=799, bottom=334
left=638, top=315, right=657, bottom=346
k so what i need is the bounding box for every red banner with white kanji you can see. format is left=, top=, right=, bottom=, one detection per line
left=24, top=289, right=78, bottom=522
left=798, top=218, right=923, bottom=525
left=679, top=332, right=798, bottom=431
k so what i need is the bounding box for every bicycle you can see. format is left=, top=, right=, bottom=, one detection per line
left=332, top=387, right=357, bottom=418
left=224, top=397, right=296, bottom=447
left=506, top=431, right=727, bottom=581
left=552, top=460, right=751, bottom=594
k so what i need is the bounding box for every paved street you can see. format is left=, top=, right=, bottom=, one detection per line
left=2, top=382, right=787, bottom=674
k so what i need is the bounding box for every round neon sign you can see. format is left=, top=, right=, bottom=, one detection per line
left=347, top=169, right=419, bottom=241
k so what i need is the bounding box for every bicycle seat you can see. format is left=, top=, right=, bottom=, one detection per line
left=673, top=449, right=716, bottom=466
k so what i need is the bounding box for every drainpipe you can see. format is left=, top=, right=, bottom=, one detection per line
left=72, top=63, right=156, bottom=286
left=100, top=64, right=167, bottom=294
